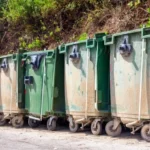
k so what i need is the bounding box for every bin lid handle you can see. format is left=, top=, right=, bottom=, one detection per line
left=119, top=35, right=132, bottom=57
left=30, top=54, right=45, bottom=70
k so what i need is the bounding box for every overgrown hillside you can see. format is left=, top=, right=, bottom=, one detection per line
left=0, top=0, right=150, bottom=54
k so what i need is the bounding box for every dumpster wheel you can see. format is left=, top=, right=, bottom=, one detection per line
left=12, top=116, right=24, bottom=128
left=91, top=120, right=102, bottom=135
left=47, top=118, right=57, bottom=131
left=69, top=122, right=79, bottom=133
left=141, top=124, right=150, bottom=142
left=105, top=120, right=122, bottom=137
left=0, top=114, right=6, bottom=126
left=28, top=118, right=40, bottom=128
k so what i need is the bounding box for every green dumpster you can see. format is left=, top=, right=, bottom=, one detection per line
left=59, top=33, right=110, bottom=135
left=0, top=53, right=25, bottom=128
left=23, top=49, right=65, bottom=130
left=104, top=27, right=150, bottom=142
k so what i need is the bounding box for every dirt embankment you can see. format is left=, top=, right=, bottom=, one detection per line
left=0, top=1, right=150, bottom=55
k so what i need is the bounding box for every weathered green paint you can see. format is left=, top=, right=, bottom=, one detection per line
left=96, top=39, right=110, bottom=111
left=59, top=33, right=110, bottom=120
left=104, top=27, right=150, bottom=123
left=23, top=49, right=65, bottom=118
left=0, top=53, right=25, bottom=114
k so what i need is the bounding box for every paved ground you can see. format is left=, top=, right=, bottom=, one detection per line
left=0, top=125, right=150, bottom=150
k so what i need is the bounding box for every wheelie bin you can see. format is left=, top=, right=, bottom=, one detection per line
left=59, top=33, right=110, bottom=135
left=22, top=49, right=65, bottom=130
left=0, top=53, right=25, bottom=128
left=104, top=27, right=150, bottom=142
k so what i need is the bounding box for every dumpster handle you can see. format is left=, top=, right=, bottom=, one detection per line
left=138, top=38, right=146, bottom=121
left=85, top=48, right=90, bottom=119
left=40, top=56, right=46, bottom=120
left=103, top=35, right=114, bottom=45
left=46, top=51, right=55, bottom=59
left=95, top=41, right=99, bottom=111
left=142, top=27, right=150, bottom=39
left=10, top=61, right=15, bottom=114
left=51, top=50, right=57, bottom=112
left=86, top=39, right=96, bottom=49
left=59, top=45, right=66, bottom=54
left=12, top=54, right=17, bottom=61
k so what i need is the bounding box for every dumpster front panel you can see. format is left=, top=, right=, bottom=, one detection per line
left=65, top=43, right=89, bottom=116
left=0, top=55, right=24, bottom=114
left=64, top=40, right=109, bottom=118
left=109, top=30, right=150, bottom=120
left=25, top=51, right=55, bottom=116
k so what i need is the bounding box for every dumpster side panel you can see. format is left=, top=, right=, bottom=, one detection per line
left=53, top=49, right=65, bottom=114
left=97, top=41, right=110, bottom=112
left=17, top=54, right=25, bottom=109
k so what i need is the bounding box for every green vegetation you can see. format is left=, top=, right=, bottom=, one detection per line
left=2, top=0, right=57, bottom=23
left=78, top=33, right=88, bottom=41
left=0, top=0, right=149, bottom=53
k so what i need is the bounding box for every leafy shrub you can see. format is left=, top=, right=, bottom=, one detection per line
left=27, top=38, right=44, bottom=49
left=2, top=0, right=57, bottom=23
left=0, top=0, right=149, bottom=53
left=0, top=0, right=6, bottom=18
left=78, top=33, right=88, bottom=41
